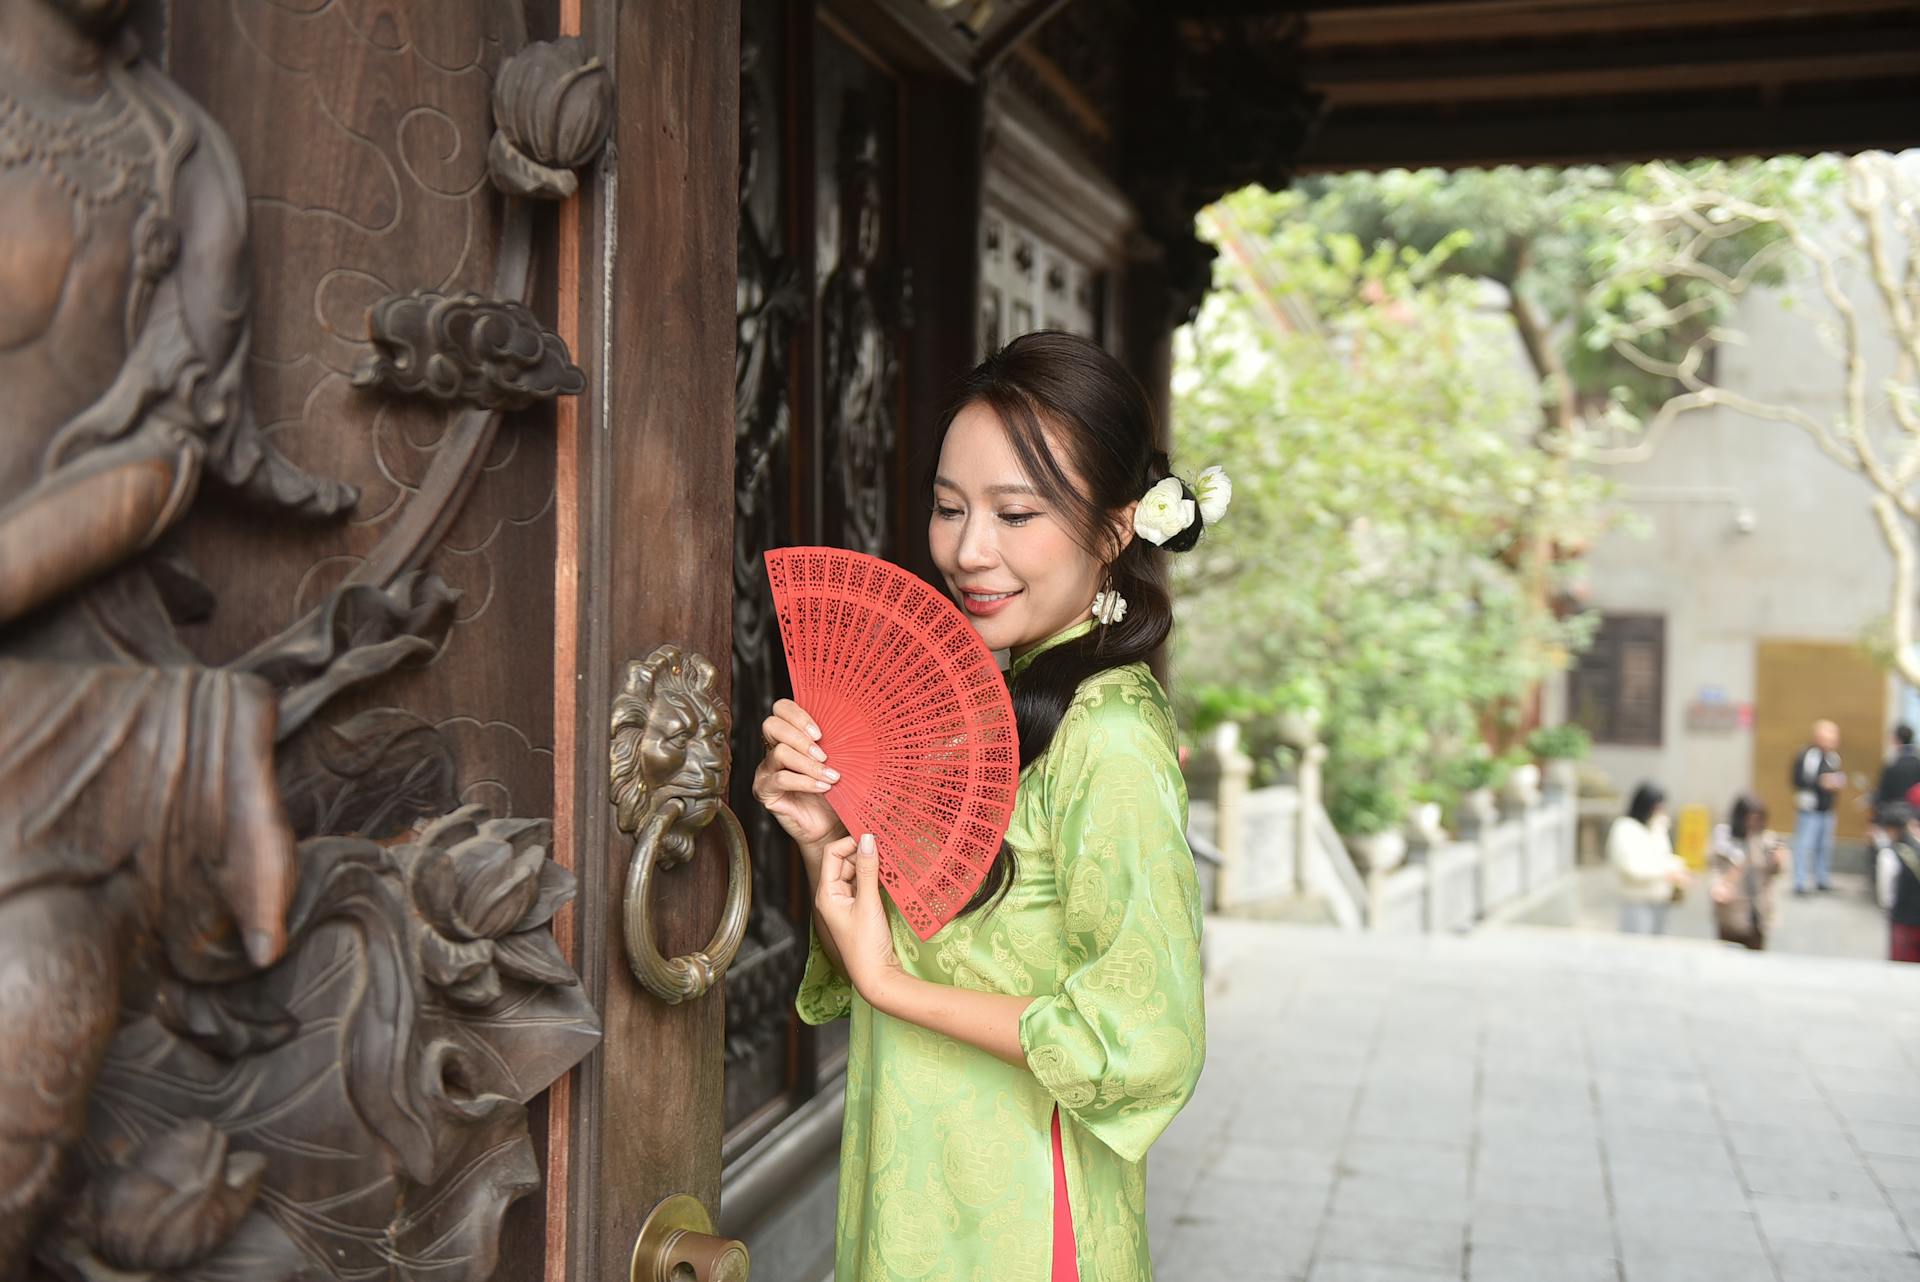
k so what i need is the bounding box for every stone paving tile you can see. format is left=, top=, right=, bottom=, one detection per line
left=1608, top=1163, right=1751, bottom=1214
left=1882, top=1185, right=1920, bottom=1243
left=1330, top=1174, right=1470, bottom=1226
left=1475, top=1108, right=1600, bottom=1148
left=1831, top=1090, right=1920, bottom=1130
left=1601, top=1126, right=1738, bottom=1175
left=1466, top=1245, right=1618, bottom=1282
left=1809, top=1065, right=1914, bottom=1097
left=1866, top=1153, right=1920, bottom=1191
left=1471, top=1160, right=1608, bottom=1214
left=1165, top=920, right=1920, bottom=1282
left=1853, top=1123, right=1920, bottom=1161
left=1469, top=1202, right=1616, bottom=1258
left=1155, top=1218, right=1314, bottom=1281
left=1208, top=1138, right=1343, bottom=1187
left=1596, top=1096, right=1724, bottom=1138
left=1181, top=1168, right=1332, bottom=1229
left=1727, top=1120, right=1862, bottom=1163
left=1338, top=1138, right=1471, bottom=1186
left=1616, top=1238, right=1774, bottom=1282
left=1305, top=1262, right=1458, bottom=1282
left=1734, top=1153, right=1888, bottom=1207
left=1317, top=1212, right=1466, bottom=1276
left=1613, top=1205, right=1767, bottom=1254
left=1771, top=1241, right=1920, bottom=1282
left=1750, top=1195, right=1913, bottom=1251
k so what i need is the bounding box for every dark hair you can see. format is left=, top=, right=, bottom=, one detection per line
left=1729, top=793, right=1766, bottom=840
left=1898, top=723, right=1914, bottom=746
left=927, top=331, right=1202, bottom=913
left=1627, top=783, right=1666, bottom=826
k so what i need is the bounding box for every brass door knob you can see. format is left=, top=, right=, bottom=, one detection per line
left=631, top=1193, right=749, bottom=1282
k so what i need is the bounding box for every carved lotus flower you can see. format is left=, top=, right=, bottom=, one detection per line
left=408, top=807, right=578, bottom=1007
left=490, top=38, right=613, bottom=199
left=88, top=1119, right=266, bottom=1271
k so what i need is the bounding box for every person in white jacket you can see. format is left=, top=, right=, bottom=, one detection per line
left=1608, top=782, right=1692, bottom=934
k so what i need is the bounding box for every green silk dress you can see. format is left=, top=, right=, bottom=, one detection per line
left=796, top=619, right=1207, bottom=1282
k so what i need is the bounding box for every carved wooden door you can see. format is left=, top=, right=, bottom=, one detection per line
left=0, top=2, right=747, bottom=1281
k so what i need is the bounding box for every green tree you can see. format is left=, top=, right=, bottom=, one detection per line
left=1242, top=160, right=1819, bottom=449
left=1174, top=188, right=1602, bottom=827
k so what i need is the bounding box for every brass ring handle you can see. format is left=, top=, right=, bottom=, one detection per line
left=622, top=799, right=753, bottom=1003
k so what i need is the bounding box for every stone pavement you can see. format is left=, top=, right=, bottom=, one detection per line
left=1146, top=919, right=1920, bottom=1281
left=1562, top=866, right=1891, bottom=962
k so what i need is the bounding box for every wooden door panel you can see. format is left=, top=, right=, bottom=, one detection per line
left=0, top=3, right=604, bottom=1280
left=1754, top=640, right=1887, bottom=841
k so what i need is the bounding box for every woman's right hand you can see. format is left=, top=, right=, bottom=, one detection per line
left=750, top=699, right=848, bottom=883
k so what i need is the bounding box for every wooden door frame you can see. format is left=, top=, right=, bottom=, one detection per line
left=553, top=4, right=743, bottom=1281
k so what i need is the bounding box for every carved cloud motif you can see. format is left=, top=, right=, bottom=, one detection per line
left=354, top=290, right=586, bottom=411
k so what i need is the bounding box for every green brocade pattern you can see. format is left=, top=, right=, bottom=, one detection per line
left=795, top=645, right=1206, bottom=1281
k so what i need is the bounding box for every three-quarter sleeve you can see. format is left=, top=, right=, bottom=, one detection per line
left=1017, top=675, right=1206, bottom=1164
left=796, top=924, right=853, bottom=1024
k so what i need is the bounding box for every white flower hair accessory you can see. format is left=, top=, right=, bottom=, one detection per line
left=1132, top=477, right=1195, bottom=547
left=1131, top=465, right=1231, bottom=547
left=1194, top=465, right=1233, bottom=524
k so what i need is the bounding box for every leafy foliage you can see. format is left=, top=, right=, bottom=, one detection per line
left=1174, top=184, right=1604, bottom=832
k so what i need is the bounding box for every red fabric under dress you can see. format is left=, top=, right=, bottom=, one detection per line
left=1893, top=922, right=1920, bottom=963
left=1052, top=1108, right=1078, bottom=1281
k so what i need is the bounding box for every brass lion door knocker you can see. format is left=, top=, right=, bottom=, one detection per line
left=610, top=644, right=753, bottom=1003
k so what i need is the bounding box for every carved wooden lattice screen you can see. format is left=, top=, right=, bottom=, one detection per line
left=724, top=1, right=909, bottom=1147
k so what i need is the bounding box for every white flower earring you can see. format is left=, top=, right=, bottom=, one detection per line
left=1092, top=575, right=1129, bottom=626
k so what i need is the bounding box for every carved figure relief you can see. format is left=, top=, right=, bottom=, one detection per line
left=820, top=103, right=898, bottom=559
left=0, top=3, right=602, bottom=1277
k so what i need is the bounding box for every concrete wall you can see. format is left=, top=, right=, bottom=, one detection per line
left=1569, top=260, right=1902, bottom=821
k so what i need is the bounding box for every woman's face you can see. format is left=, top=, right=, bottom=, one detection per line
left=928, top=402, right=1117, bottom=658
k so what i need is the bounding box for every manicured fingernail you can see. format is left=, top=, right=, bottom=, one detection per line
left=859, top=834, right=875, bottom=853
left=823, top=768, right=841, bottom=782
left=807, top=724, right=822, bottom=739
left=816, top=780, right=832, bottom=791
left=810, top=746, right=827, bottom=762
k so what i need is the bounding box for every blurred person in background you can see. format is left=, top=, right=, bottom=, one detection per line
left=1882, top=782, right=1920, bottom=963
left=1870, top=724, right=1920, bottom=908
left=1789, top=719, right=1845, bottom=896
left=1609, top=782, right=1691, bottom=935
left=1708, top=795, right=1788, bottom=951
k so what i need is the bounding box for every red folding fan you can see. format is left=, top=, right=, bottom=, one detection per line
left=763, top=547, right=1020, bottom=940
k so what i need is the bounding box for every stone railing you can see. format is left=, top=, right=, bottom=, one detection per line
left=1185, top=723, right=1578, bottom=932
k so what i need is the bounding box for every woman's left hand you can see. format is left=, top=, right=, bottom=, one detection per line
left=815, top=833, right=902, bottom=1000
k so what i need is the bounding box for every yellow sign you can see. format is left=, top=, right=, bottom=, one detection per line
left=1674, top=804, right=1711, bottom=870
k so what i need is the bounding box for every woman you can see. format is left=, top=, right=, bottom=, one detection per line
left=1608, top=782, right=1690, bottom=935
left=1708, top=794, right=1788, bottom=950
left=752, top=332, right=1215, bottom=1281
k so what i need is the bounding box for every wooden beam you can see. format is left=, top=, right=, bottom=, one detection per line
left=1311, top=21, right=1919, bottom=83
left=975, top=0, right=1076, bottom=71
left=1314, top=52, right=1920, bottom=109
left=1297, top=92, right=1920, bottom=171
left=1301, top=0, right=1920, bottom=49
